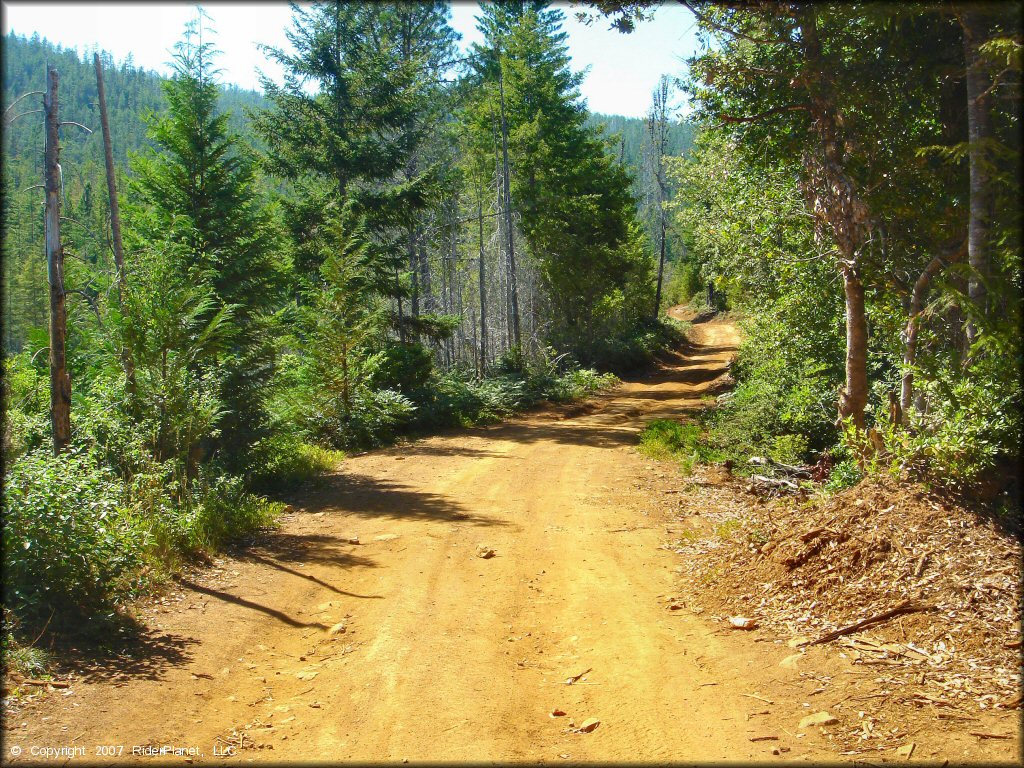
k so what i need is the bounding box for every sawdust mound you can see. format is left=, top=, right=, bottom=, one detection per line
left=672, top=475, right=1022, bottom=705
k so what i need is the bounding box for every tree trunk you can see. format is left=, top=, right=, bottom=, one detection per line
left=478, top=197, right=487, bottom=374
left=408, top=227, right=419, bottom=319
left=44, top=66, right=71, bottom=455
left=654, top=215, right=666, bottom=317
left=498, top=63, right=520, bottom=350
left=396, top=266, right=406, bottom=344
left=94, top=53, right=135, bottom=395
left=800, top=6, right=872, bottom=430
left=961, top=9, right=993, bottom=348
left=419, top=237, right=432, bottom=314
left=901, top=244, right=964, bottom=418
left=839, top=265, right=869, bottom=430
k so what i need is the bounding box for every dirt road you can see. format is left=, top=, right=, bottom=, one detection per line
left=8, top=315, right=847, bottom=763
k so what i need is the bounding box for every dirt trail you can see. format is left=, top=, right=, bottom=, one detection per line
left=7, top=313, right=855, bottom=762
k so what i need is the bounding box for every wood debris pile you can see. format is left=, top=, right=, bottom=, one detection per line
left=669, top=476, right=1022, bottom=708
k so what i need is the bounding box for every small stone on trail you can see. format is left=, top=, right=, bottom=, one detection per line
left=728, top=616, right=758, bottom=630
left=577, top=718, right=600, bottom=733
left=328, top=622, right=347, bottom=636
left=798, top=711, right=838, bottom=729
left=347, top=536, right=360, bottom=544
left=550, top=709, right=567, bottom=718
left=896, top=742, right=916, bottom=758
left=477, top=545, right=496, bottom=559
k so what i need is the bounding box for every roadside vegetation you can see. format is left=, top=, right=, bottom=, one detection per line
left=621, top=2, right=1020, bottom=509
left=2, top=4, right=680, bottom=666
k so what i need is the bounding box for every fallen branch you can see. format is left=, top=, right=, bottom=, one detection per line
left=19, top=679, right=69, bottom=688
left=969, top=731, right=1012, bottom=740
left=748, top=456, right=812, bottom=479
left=809, top=600, right=930, bottom=646
left=749, top=475, right=799, bottom=491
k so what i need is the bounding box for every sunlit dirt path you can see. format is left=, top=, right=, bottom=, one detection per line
left=7, top=312, right=851, bottom=763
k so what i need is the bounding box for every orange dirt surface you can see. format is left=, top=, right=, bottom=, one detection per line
left=3, top=311, right=1016, bottom=764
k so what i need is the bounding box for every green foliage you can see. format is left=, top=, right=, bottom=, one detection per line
left=147, top=472, right=281, bottom=558
left=246, top=434, right=345, bottom=492
left=854, top=354, right=1023, bottom=489
left=127, top=19, right=284, bottom=469
left=1, top=31, right=268, bottom=353
left=2, top=447, right=144, bottom=625
left=638, top=419, right=722, bottom=474
left=822, top=458, right=864, bottom=494
left=2, top=352, right=50, bottom=461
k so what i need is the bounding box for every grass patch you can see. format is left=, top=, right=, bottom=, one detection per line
left=638, top=419, right=723, bottom=473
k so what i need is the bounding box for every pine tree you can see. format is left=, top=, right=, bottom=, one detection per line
left=469, top=1, right=653, bottom=355
left=127, top=14, right=283, bottom=469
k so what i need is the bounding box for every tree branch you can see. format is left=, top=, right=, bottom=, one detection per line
left=717, top=103, right=809, bottom=124
left=59, top=120, right=93, bottom=134
left=3, top=90, right=45, bottom=121
left=681, top=1, right=790, bottom=46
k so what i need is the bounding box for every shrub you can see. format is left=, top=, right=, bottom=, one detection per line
left=2, top=352, right=50, bottom=462
left=147, top=472, right=282, bottom=557
left=2, top=448, right=145, bottom=626
left=245, top=432, right=345, bottom=490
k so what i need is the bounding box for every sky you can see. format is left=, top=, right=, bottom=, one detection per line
left=1, top=1, right=699, bottom=118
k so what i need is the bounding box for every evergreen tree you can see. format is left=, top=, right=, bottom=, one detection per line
left=127, top=15, right=284, bottom=469
left=468, top=1, right=654, bottom=355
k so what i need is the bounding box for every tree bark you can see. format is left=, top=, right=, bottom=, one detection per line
left=839, top=265, right=869, bottom=430
left=94, top=53, right=135, bottom=395
left=497, top=62, right=521, bottom=350
left=961, top=9, right=993, bottom=348
left=478, top=197, right=487, bottom=374
left=45, top=66, right=71, bottom=455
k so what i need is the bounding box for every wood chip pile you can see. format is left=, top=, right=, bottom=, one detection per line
left=668, top=474, right=1022, bottom=709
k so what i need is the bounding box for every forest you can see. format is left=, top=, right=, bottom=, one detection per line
left=3, top=4, right=701, bottom=639
left=1, top=3, right=1021, bottom=750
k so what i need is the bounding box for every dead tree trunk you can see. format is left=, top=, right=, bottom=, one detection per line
left=478, top=196, right=487, bottom=374
left=45, top=66, right=71, bottom=455
left=94, top=53, right=135, bottom=394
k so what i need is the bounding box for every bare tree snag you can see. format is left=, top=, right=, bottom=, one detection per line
left=94, top=53, right=135, bottom=395
left=94, top=53, right=126, bottom=300
left=44, top=66, right=71, bottom=455
left=478, top=196, right=487, bottom=374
